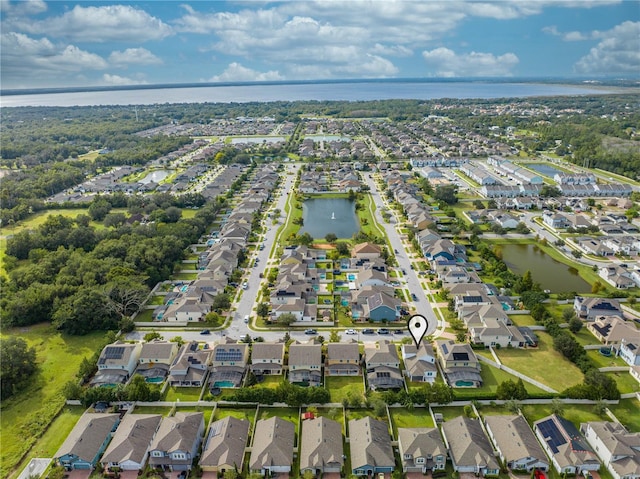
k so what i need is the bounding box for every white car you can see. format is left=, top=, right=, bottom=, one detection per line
left=242, top=282, right=248, bottom=290
left=345, top=329, right=357, bottom=335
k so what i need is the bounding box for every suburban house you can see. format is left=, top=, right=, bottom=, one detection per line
left=100, top=414, right=162, bottom=472
left=250, top=342, right=285, bottom=376
left=397, top=428, right=447, bottom=473
left=352, top=242, right=382, bottom=260
left=326, top=342, right=361, bottom=376
left=199, top=416, right=250, bottom=474
left=543, top=213, right=571, bottom=230
left=484, top=415, right=549, bottom=472
left=349, top=417, right=396, bottom=476
left=168, top=342, right=212, bottom=387
left=580, top=421, right=640, bottom=479
left=435, top=340, right=482, bottom=388
left=210, top=339, right=248, bottom=389
left=288, top=342, right=323, bottom=386
left=401, top=343, right=438, bottom=383
left=441, top=416, right=500, bottom=476
left=299, top=416, right=344, bottom=476
left=364, top=292, right=402, bottom=322
left=55, top=413, right=120, bottom=470
left=533, top=414, right=600, bottom=474
left=574, top=297, right=623, bottom=321
left=135, top=340, right=179, bottom=383
left=364, top=340, right=404, bottom=390
left=587, top=316, right=640, bottom=352
left=92, top=342, right=142, bottom=387
left=249, top=417, right=295, bottom=476
left=148, top=412, right=205, bottom=472
left=619, top=339, right=640, bottom=367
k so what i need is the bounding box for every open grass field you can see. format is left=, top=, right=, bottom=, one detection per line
left=585, top=349, right=627, bottom=368
left=9, top=405, right=85, bottom=479
left=493, top=331, right=583, bottom=392
left=453, top=362, right=550, bottom=400
left=0, top=324, right=107, bottom=479
left=325, top=375, right=365, bottom=403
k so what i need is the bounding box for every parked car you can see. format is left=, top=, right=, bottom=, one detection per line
left=242, top=282, right=248, bottom=290
left=411, top=293, right=418, bottom=301
left=200, top=329, right=211, bottom=335
left=362, top=328, right=375, bottom=335
left=345, top=329, right=357, bottom=335
left=393, top=329, right=404, bottom=334
left=304, top=329, right=317, bottom=335
left=378, top=328, right=390, bottom=335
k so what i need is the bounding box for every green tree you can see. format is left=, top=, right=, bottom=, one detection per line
left=88, top=197, right=112, bottom=221
left=257, top=302, right=270, bottom=320
left=335, top=242, right=350, bottom=256
left=144, top=331, right=163, bottom=342
left=433, top=184, right=458, bottom=205
left=0, top=337, right=37, bottom=400
left=278, top=313, right=297, bottom=327
left=325, top=233, right=338, bottom=243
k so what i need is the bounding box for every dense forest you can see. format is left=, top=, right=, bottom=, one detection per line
left=0, top=195, right=226, bottom=334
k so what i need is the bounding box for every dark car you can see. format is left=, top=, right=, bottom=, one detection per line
left=200, top=329, right=211, bottom=335
left=362, top=328, right=375, bottom=335
left=378, top=328, right=390, bottom=335
left=393, top=329, right=405, bottom=334
left=401, top=269, right=407, bottom=274
left=304, top=329, right=317, bottom=335
left=411, top=293, right=418, bottom=301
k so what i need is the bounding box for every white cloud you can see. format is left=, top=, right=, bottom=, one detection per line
left=16, top=5, right=172, bottom=42
left=574, top=21, right=640, bottom=74
left=109, top=48, right=162, bottom=67
left=0, top=0, right=47, bottom=15
left=543, top=25, right=590, bottom=41
left=422, top=47, right=519, bottom=77
left=209, top=62, right=283, bottom=82
left=1, top=32, right=107, bottom=72
left=102, top=73, right=148, bottom=85
left=371, top=43, right=413, bottom=57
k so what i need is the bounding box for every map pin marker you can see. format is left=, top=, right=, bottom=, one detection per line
left=408, top=314, right=430, bottom=349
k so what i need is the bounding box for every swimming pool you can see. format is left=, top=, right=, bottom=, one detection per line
left=347, top=274, right=356, bottom=281
left=213, top=381, right=235, bottom=388
left=146, top=377, right=164, bottom=383
left=180, top=285, right=189, bottom=292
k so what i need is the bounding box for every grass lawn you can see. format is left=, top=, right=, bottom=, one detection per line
left=254, top=375, right=283, bottom=389
left=0, top=324, right=107, bottom=479
left=520, top=403, right=608, bottom=428
left=604, top=371, right=640, bottom=394
left=389, top=407, right=434, bottom=436
left=431, top=406, right=467, bottom=422
left=306, top=407, right=344, bottom=427
left=608, top=398, right=640, bottom=432
left=453, top=362, right=550, bottom=400
left=325, top=375, right=365, bottom=403
left=570, top=328, right=599, bottom=347
left=134, top=309, right=155, bottom=322
left=130, top=405, right=173, bottom=416
left=164, top=386, right=203, bottom=402
left=10, top=405, right=85, bottom=479
left=585, top=349, right=627, bottom=368
left=148, top=295, right=166, bottom=305
left=493, top=331, right=583, bottom=392
left=257, top=407, right=300, bottom=429
left=173, top=272, right=198, bottom=280
left=173, top=406, right=214, bottom=428
left=477, top=405, right=519, bottom=418
left=508, top=314, right=537, bottom=327
left=213, top=407, right=258, bottom=425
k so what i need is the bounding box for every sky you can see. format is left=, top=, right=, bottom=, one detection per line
left=1, top=0, right=639, bottom=90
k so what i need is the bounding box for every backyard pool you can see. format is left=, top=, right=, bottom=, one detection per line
left=213, top=381, right=235, bottom=388
left=348, top=274, right=356, bottom=281
left=146, top=377, right=164, bottom=383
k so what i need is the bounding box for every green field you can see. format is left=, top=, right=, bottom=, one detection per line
left=607, top=398, right=640, bottom=432
left=493, top=331, right=584, bottom=392
left=520, top=402, right=608, bottom=427
left=389, top=407, right=434, bottom=435
left=0, top=324, right=107, bottom=479
left=164, top=386, right=203, bottom=402
left=453, top=362, right=550, bottom=400
left=326, top=375, right=365, bottom=403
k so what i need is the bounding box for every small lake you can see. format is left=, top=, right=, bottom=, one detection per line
left=500, top=243, right=591, bottom=293
left=299, top=198, right=359, bottom=239
left=139, top=169, right=174, bottom=184
left=230, top=136, right=285, bottom=144
left=305, top=135, right=351, bottom=142
left=527, top=163, right=564, bottom=177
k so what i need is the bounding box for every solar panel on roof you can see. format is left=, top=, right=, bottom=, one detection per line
left=537, top=418, right=566, bottom=454
left=104, top=346, right=125, bottom=359
left=452, top=352, right=469, bottom=360
left=441, top=344, right=449, bottom=354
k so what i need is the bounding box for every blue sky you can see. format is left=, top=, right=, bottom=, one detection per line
left=1, top=0, right=638, bottom=89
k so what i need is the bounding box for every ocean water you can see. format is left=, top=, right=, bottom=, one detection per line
left=0, top=80, right=615, bottom=107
